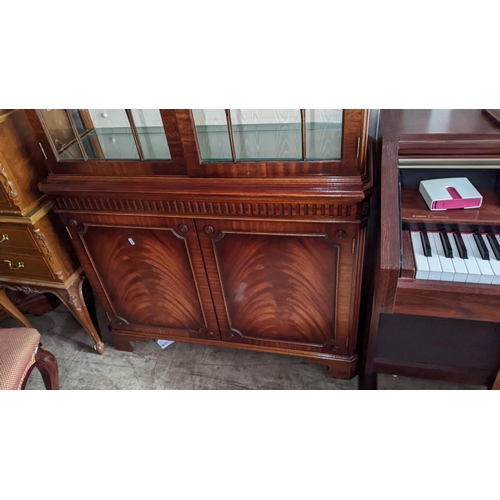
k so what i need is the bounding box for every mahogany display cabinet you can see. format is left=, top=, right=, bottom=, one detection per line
left=26, top=109, right=378, bottom=379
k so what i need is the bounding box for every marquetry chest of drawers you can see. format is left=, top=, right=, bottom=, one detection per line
left=0, top=109, right=104, bottom=353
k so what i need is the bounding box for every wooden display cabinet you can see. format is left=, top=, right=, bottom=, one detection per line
left=26, top=108, right=376, bottom=379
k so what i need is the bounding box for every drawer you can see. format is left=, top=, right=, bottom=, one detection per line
left=0, top=226, right=40, bottom=255
left=0, top=253, right=54, bottom=281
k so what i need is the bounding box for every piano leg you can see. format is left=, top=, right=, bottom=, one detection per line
left=358, top=371, right=378, bottom=390
left=358, top=290, right=383, bottom=390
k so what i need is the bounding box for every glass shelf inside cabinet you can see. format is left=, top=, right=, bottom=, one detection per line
left=82, top=127, right=171, bottom=160
left=40, top=109, right=172, bottom=161
left=58, top=142, right=84, bottom=160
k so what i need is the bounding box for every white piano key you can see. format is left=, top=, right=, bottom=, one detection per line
left=463, top=233, right=494, bottom=284
left=451, top=231, right=480, bottom=283
left=482, top=234, right=500, bottom=284
left=460, top=236, right=481, bottom=283
left=447, top=232, right=468, bottom=282
left=431, top=232, right=455, bottom=281
left=410, top=231, right=429, bottom=280
left=426, top=231, right=443, bottom=281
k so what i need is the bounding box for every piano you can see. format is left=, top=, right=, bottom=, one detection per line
left=360, top=110, right=500, bottom=389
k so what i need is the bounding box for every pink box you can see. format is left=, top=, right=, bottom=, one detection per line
left=419, top=178, right=483, bottom=211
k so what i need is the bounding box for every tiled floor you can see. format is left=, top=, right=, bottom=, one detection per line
left=3, top=304, right=485, bottom=390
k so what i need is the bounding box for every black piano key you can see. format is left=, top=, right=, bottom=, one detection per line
left=439, top=229, right=453, bottom=258
left=420, top=229, right=432, bottom=257
left=487, top=232, right=500, bottom=260
left=473, top=231, right=489, bottom=260
left=453, top=230, right=468, bottom=259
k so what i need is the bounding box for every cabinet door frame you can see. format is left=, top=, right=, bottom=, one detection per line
left=196, top=218, right=363, bottom=355
left=25, top=109, right=370, bottom=179
left=61, top=212, right=220, bottom=341
left=23, top=109, right=187, bottom=176
left=177, top=109, right=370, bottom=178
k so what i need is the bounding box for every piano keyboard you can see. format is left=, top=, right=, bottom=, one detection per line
left=410, top=229, right=500, bottom=284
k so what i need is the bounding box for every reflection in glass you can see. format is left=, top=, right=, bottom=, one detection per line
left=305, top=109, right=343, bottom=160
left=69, top=109, right=86, bottom=134
left=38, top=109, right=83, bottom=159
left=130, top=109, right=171, bottom=160
left=193, top=109, right=232, bottom=161
left=231, top=109, right=302, bottom=161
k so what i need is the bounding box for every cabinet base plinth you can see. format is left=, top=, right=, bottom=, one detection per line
left=304, top=355, right=358, bottom=380
left=111, top=329, right=358, bottom=380
left=113, top=337, right=134, bottom=352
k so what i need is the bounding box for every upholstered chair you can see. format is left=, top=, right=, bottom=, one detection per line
left=0, top=328, right=59, bottom=390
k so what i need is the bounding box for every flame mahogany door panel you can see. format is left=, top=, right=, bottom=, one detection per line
left=196, top=219, right=361, bottom=355
left=64, top=214, right=220, bottom=341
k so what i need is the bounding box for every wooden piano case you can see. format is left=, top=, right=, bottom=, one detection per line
left=360, top=109, right=500, bottom=389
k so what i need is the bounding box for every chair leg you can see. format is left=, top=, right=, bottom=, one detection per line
left=33, top=344, right=60, bottom=390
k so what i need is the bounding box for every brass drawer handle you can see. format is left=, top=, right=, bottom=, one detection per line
left=0, top=234, right=9, bottom=243
left=3, top=259, right=24, bottom=270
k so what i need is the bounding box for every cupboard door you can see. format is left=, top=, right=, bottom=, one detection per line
left=65, top=215, right=219, bottom=341
left=196, top=219, right=362, bottom=355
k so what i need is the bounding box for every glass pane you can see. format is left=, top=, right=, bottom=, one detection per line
left=80, top=134, right=101, bottom=159
left=85, top=109, right=140, bottom=160
left=193, top=109, right=232, bottom=161
left=305, top=109, right=343, bottom=160
left=58, top=142, right=84, bottom=160
left=131, top=109, right=171, bottom=160
left=38, top=109, right=83, bottom=159
left=230, top=109, right=302, bottom=160
left=69, top=109, right=86, bottom=134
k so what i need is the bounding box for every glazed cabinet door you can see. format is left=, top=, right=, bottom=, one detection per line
left=62, top=214, right=220, bottom=342
left=196, top=219, right=364, bottom=356
left=179, top=109, right=369, bottom=178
